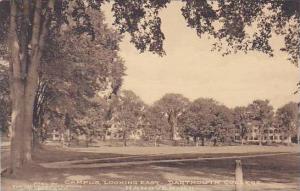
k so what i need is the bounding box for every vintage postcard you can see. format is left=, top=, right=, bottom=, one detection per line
left=0, top=0, right=299, bottom=191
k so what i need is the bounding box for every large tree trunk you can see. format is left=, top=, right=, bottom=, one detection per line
left=8, top=0, right=53, bottom=172
left=9, top=0, right=26, bottom=171
left=20, top=0, right=32, bottom=162
left=9, top=81, right=25, bottom=170
left=9, top=47, right=36, bottom=168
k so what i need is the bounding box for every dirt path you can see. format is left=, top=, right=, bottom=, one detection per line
left=64, top=145, right=300, bottom=155
left=40, top=152, right=298, bottom=169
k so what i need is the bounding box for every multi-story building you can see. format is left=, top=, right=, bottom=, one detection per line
left=234, top=123, right=290, bottom=144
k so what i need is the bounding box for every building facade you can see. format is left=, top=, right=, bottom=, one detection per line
left=234, top=123, right=292, bottom=144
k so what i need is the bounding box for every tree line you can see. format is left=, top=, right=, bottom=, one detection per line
left=101, top=92, right=299, bottom=147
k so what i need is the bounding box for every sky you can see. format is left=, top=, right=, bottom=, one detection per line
left=103, top=2, right=299, bottom=109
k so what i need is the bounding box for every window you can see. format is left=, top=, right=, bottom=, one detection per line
left=270, top=136, right=274, bottom=140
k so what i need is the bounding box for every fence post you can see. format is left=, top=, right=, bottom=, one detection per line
left=235, top=159, right=244, bottom=191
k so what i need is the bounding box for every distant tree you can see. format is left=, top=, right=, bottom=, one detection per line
left=211, top=105, right=234, bottom=146
left=111, top=90, right=146, bottom=147
left=178, top=98, right=218, bottom=146
left=153, top=94, right=189, bottom=143
left=233, top=106, right=251, bottom=145
left=248, top=100, right=274, bottom=145
left=276, top=102, right=298, bottom=145
left=143, top=105, right=169, bottom=146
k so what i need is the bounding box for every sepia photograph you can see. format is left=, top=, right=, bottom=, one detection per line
left=0, top=0, right=300, bottom=191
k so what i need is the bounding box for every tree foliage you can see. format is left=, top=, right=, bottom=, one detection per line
left=143, top=105, right=169, bottom=143
left=1, top=0, right=299, bottom=61
left=36, top=9, right=125, bottom=137
left=153, top=93, right=189, bottom=140
left=233, top=106, right=251, bottom=143
left=276, top=102, right=298, bottom=137
left=178, top=98, right=218, bottom=143
left=110, top=90, right=146, bottom=146
left=178, top=98, right=234, bottom=145
left=247, top=99, right=274, bottom=144
left=181, top=0, right=300, bottom=65
left=211, top=104, right=234, bottom=144
left=0, top=9, right=126, bottom=142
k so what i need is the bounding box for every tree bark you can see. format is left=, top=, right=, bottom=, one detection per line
left=8, top=0, right=54, bottom=172
left=9, top=0, right=25, bottom=172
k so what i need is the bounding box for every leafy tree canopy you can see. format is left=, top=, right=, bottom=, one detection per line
left=178, top=98, right=219, bottom=138
left=110, top=90, right=146, bottom=137
left=0, top=0, right=299, bottom=63
left=275, top=101, right=298, bottom=135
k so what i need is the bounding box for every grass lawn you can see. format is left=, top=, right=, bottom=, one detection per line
left=1, top=145, right=300, bottom=191
left=32, top=146, right=129, bottom=163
